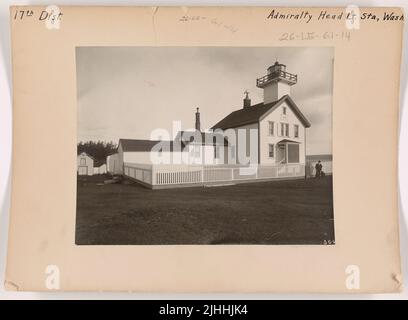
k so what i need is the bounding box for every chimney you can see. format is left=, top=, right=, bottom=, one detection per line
left=195, top=107, right=201, bottom=131
left=243, top=90, right=251, bottom=108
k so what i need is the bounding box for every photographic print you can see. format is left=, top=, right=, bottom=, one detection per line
left=75, top=47, right=334, bottom=245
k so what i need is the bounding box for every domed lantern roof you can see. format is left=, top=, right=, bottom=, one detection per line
left=267, top=61, right=286, bottom=74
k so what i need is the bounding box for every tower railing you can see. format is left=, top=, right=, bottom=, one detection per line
left=256, top=70, right=297, bottom=87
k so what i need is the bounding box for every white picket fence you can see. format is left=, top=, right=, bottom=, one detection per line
left=123, top=163, right=153, bottom=185
left=124, top=163, right=305, bottom=188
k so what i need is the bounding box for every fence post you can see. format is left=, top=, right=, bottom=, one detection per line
left=151, top=165, right=156, bottom=186
left=150, top=165, right=156, bottom=186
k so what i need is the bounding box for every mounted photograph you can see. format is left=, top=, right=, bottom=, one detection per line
left=75, top=46, right=334, bottom=245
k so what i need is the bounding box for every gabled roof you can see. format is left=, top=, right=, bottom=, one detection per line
left=175, top=130, right=229, bottom=146
left=119, top=139, right=186, bottom=152
left=211, top=95, right=311, bottom=130
left=77, top=152, right=94, bottom=160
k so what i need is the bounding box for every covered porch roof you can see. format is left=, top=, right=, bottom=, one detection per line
left=277, top=139, right=301, bottom=144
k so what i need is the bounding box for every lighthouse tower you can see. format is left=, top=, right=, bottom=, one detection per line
left=256, top=61, right=297, bottom=104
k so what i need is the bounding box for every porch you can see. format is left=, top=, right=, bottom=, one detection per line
left=123, top=163, right=306, bottom=189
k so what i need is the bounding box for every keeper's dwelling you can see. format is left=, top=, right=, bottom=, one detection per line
left=212, top=61, right=311, bottom=165
left=107, top=62, right=312, bottom=188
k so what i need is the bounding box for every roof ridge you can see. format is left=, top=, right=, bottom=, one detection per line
left=211, top=94, right=310, bottom=130
left=211, top=97, right=284, bottom=130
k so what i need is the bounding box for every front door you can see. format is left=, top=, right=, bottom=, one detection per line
left=78, top=166, right=88, bottom=175
left=277, top=144, right=286, bottom=164
left=287, top=143, right=300, bottom=163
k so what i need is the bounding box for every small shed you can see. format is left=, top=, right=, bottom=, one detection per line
left=107, top=153, right=122, bottom=175
left=94, top=164, right=107, bottom=175
left=77, top=152, right=94, bottom=176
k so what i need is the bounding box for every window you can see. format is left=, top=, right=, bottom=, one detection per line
left=268, top=144, right=274, bottom=158
left=80, top=158, right=86, bottom=165
left=214, top=146, right=220, bottom=159
left=268, top=121, right=274, bottom=136
left=294, top=125, right=299, bottom=138
left=230, top=145, right=236, bottom=159
left=283, top=107, right=287, bottom=115
left=280, top=123, right=289, bottom=137
left=194, top=145, right=201, bottom=158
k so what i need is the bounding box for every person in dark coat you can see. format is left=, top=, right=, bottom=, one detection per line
left=315, top=160, right=323, bottom=178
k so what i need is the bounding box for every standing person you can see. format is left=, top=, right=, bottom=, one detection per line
left=315, top=160, right=322, bottom=178
left=318, top=161, right=323, bottom=177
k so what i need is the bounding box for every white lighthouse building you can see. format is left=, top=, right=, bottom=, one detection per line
left=108, top=62, right=312, bottom=188
left=212, top=61, right=311, bottom=166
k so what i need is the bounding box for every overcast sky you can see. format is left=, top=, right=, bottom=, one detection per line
left=76, top=47, right=333, bottom=155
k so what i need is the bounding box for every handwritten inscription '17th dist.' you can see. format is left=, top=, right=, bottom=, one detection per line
left=13, top=9, right=63, bottom=23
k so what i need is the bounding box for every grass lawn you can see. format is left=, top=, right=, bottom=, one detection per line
left=75, top=175, right=335, bottom=245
